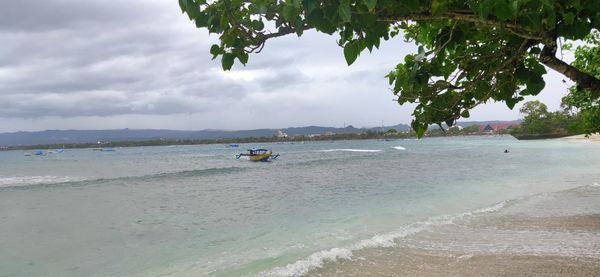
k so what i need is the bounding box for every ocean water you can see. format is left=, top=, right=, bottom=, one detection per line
left=0, top=136, right=599, bottom=276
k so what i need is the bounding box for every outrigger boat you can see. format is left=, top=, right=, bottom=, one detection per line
left=236, top=148, right=279, bottom=162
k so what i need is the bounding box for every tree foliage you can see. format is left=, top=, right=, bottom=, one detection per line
left=513, top=100, right=583, bottom=135
left=179, top=0, right=600, bottom=137
left=562, top=30, right=600, bottom=134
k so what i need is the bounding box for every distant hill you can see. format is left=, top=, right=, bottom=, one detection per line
left=0, top=124, right=411, bottom=146
left=454, top=120, right=521, bottom=127
left=0, top=120, right=517, bottom=146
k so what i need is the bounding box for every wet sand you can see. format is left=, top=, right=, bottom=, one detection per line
left=473, top=214, right=600, bottom=232
left=308, top=248, right=600, bottom=276
left=308, top=187, right=600, bottom=276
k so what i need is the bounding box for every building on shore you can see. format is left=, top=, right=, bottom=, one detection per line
left=480, top=123, right=518, bottom=134
left=274, top=130, right=288, bottom=138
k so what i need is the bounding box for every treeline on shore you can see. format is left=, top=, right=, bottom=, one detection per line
left=510, top=100, right=591, bottom=139
left=1, top=127, right=499, bottom=151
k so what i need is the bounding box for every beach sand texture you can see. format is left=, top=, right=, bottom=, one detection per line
left=309, top=186, right=600, bottom=276
left=561, top=134, right=600, bottom=142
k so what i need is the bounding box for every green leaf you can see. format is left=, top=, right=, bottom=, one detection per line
left=478, top=0, right=492, bottom=19
left=237, top=52, right=249, bottom=65
left=338, top=0, right=352, bottom=23
left=363, top=0, right=377, bottom=12
left=294, top=17, right=304, bottom=36
left=563, top=12, right=575, bottom=25
left=506, top=98, right=518, bottom=109
left=411, top=120, right=427, bottom=138
left=222, top=53, right=235, bottom=70
left=195, top=12, right=208, bottom=28
left=343, top=42, right=359, bottom=65
left=303, top=0, right=317, bottom=15
left=431, top=0, right=447, bottom=15
left=493, top=2, right=514, bottom=20
left=185, top=0, right=198, bottom=20
left=250, top=20, right=265, bottom=31
left=178, top=0, right=186, bottom=13
left=522, top=13, right=543, bottom=31
left=526, top=76, right=545, bottom=95
left=403, top=0, right=419, bottom=12
left=282, top=5, right=296, bottom=22
left=210, top=44, right=221, bottom=59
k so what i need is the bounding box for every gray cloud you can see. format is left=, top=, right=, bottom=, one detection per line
left=0, top=0, right=248, bottom=118
left=0, top=0, right=572, bottom=132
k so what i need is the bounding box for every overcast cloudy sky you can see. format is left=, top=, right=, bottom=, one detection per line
left=0, top=0, right=573, bottom=132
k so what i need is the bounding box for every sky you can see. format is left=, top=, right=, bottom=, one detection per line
left=0, top=0, right=574, bottom=132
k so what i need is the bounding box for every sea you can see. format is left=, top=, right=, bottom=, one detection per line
left=1, top=136, right=599, bottom=276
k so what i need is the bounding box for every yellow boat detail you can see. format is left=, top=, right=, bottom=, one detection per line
left=236, top=149, right=279, bottom=162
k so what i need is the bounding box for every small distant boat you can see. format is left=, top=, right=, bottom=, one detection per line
left=236, top=149, right=279, bottom=162
left=92, top=148, right=115, bottom=152
left=24, top=150, right=47, bottom=156
left=228, top=144, right=240, bottom=148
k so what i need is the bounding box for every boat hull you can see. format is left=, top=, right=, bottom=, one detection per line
left=249, top=153, right=271, bottom=162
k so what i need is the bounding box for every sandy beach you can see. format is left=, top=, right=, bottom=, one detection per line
left=560, top=133, right=600, bottom=142
left=308, top=185, right=600, bottom=276
left=308, top=249, right=600, bottom=276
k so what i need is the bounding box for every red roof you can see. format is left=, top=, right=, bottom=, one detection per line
left=479, top=123, right=518, bottom=131
left=490, top=123, right=517, bottom=130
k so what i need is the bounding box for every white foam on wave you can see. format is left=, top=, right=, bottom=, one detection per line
left=262, top=248, right=352, bottom=277
left=392, top=146, right=406, bottom=150
left=260, top=200, right=510, bottom=276
left=179, top=154, right=217, bottom=158
left=319, top=149, right=381, bottom=153
left=590, top=182, right=600, bottom=188
left=0, top=176, right=81, bottom=188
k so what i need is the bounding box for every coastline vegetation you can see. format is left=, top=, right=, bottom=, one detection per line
left=1, top=126, right=498, bottom=151
left=511, top=100, right=592, bottom=139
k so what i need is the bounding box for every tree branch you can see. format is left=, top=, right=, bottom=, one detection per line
left=247, top=26, right=313, bottom=53
left=540, top=40, right=600, bottom=97
left=377, top=11, right=546, bottom=41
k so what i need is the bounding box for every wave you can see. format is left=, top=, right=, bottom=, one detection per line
left=260, top=200, right=511, bottom=277
left=148, top=167, right=243, bottom=179
left=0, top=167, right=245, bottom=190
left=0, top=176, right=83, bottom=188
left=392, top=146, right=406, bottom=150
left=319, top=149, right=381, bottom=153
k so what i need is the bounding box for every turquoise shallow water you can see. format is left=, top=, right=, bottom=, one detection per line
left=0, top=136, right=599, bottom=276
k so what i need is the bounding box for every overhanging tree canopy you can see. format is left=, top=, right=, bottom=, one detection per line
left=179, top=0, right=600, bottom=136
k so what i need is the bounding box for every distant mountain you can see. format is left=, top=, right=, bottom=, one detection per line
left=454, top=120, right=521, bottom=127
left=0, top=124, right=412, bottom=146
left=0, top=120, right=518, bottom=146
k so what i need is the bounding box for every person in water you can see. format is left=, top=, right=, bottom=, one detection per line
left=504, top=149, right=509, bottom=153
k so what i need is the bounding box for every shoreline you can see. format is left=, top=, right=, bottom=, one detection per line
left=0, top=134, right=510, bottom=152
left=308, top=249, right=600, bottom=277
left=306, top=185, right=600, bottom=276
left=559, top=133, right=600, bottom=142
